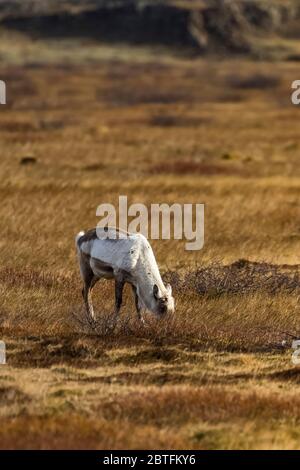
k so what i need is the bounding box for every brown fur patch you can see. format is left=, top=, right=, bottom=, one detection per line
left=91, top=257, right=114, bottom=277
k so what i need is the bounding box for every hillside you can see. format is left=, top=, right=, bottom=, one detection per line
left=0, top=0, right=300, bottom=59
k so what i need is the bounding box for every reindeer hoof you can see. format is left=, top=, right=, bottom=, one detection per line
left=139, top=316, right=148, bottom=327
left=104, top=315, right=118, bottom=334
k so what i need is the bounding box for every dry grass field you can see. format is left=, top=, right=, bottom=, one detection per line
left=2, top=38, right=300, bottom=449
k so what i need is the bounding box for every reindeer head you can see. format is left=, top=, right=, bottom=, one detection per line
left=153, top=283, right=175, bottom=316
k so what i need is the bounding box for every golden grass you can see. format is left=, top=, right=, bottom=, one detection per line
left=1, top=55, right=300, bottom=448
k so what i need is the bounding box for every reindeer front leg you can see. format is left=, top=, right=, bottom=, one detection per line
left=131, top=284, right=146, bottom=325
left=109, top=275, right=125, bottom=330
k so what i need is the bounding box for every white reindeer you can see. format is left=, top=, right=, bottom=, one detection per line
left=75, top=227, right=175, bottom=324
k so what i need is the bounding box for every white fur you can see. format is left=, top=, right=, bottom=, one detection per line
left=76, top=228, right=174, bottom=316
left=75, top=231, right=85, bottom=248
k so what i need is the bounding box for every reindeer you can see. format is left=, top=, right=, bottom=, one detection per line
left=75, top=227, right=174, bottom=325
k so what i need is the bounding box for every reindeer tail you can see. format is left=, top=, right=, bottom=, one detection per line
left=75, top=231, right=85, bottom=251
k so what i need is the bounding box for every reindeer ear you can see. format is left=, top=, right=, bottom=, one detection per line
left=153, top=284, right=159, bottom=299
left=166, top=283, right=172, bottom=295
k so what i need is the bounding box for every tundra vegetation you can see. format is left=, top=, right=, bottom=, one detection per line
left=1, top=0, right=300, bottom=450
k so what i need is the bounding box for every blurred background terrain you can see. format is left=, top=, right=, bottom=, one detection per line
left=1, top=0, right=300, bottom=451
left=1, top=0, right=300, bottom=63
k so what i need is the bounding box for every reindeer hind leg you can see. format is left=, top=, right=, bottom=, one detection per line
left=79, top=254, right=96, bottom=321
